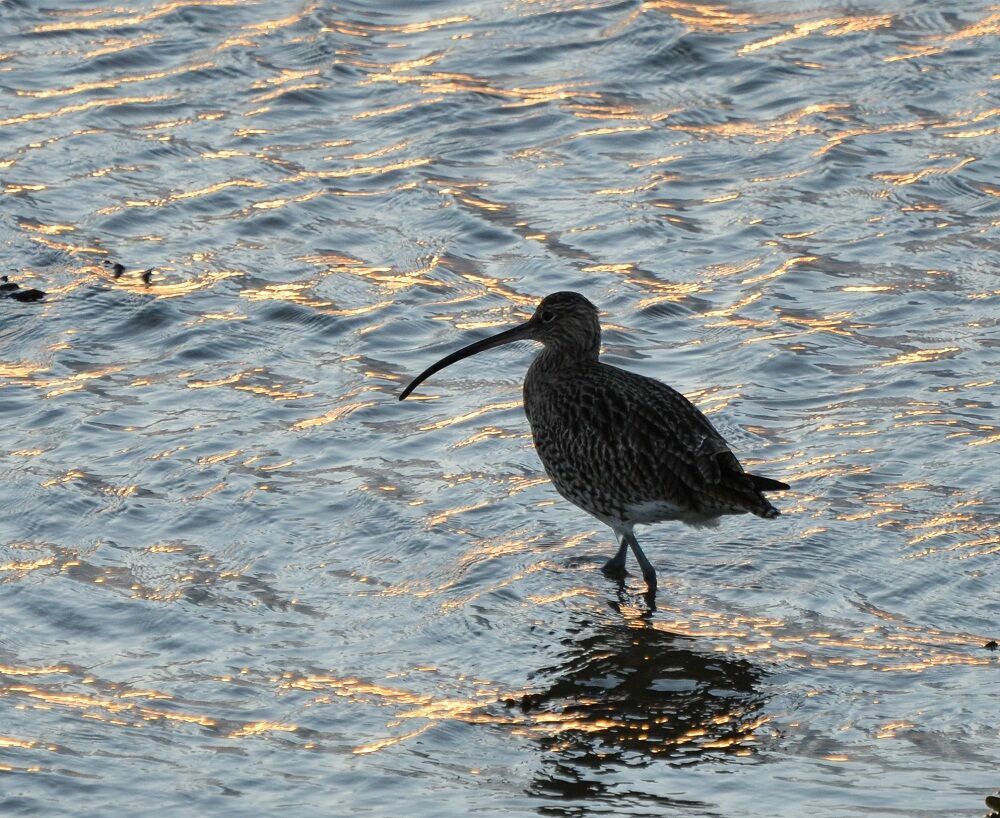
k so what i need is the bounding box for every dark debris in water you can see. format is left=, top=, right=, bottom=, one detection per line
left=1, top=274, right=45, bottom=302
left=985, top=640, right=998, bottom=651
left=103, top=258, right=154, bottom=285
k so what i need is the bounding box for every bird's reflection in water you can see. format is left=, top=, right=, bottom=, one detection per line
left=517, top=605, right=767, bottom=813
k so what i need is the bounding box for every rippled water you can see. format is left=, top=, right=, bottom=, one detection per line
left=2, top=1, right=998, bottom=815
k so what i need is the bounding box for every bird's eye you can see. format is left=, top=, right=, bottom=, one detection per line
left=541, top=310, right=555, bottom=323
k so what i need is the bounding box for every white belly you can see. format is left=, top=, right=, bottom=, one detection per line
left=623, top=500, right=721, bottom=529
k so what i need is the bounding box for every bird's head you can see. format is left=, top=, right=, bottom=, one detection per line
left=529, top=291, right=601, bottom=353
left=399, top=291, right=601, bottom=400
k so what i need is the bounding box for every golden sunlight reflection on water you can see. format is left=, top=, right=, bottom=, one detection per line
left=1, top=0, right=998, bottom=815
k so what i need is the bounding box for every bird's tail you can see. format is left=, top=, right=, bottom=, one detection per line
left=747, top=473, right=789, bottom=519
left=748, top=473, right=790, bottom=492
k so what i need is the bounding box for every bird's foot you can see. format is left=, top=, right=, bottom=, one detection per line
left=640, top=566, right=658, bottom=607
left=601, top=557, right=628, bottom=581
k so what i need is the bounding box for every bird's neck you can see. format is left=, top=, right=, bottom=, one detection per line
left=530, top=344, right=599, bottom=373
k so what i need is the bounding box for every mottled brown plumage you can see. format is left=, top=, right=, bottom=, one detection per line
left=400, top=291, right=788, bottom=593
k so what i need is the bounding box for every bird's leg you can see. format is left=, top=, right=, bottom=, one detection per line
left=625, top=532, right=657, bottom=593
left=602, top=534, right=628, bottom=579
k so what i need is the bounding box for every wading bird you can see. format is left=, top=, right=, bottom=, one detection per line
left=399, top=292, right=788, bottom=595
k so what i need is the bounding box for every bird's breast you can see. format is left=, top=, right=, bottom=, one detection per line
left=522, top=364, right=625, bottom=521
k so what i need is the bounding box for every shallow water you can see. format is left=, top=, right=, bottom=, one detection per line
left=1, top=1, right=998, bottom=815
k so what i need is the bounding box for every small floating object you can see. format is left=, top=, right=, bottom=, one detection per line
left=0, top=274, right=45, bottom=302
left=985, top=640, right=998, bottom=650
left=400, top=292, right=789, bottom=597
left=103, top=259, right=126, bottom=278
left=103, top=259, right=153, bottom=285
left=10, top=288, right=45, bottom=302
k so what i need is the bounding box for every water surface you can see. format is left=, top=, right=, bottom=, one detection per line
left=1, top=1, right=998, bottom=815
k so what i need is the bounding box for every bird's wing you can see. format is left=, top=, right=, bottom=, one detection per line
left=605, top=363, right=739, bottom=479
left=542, top=364, right=748, bottom=509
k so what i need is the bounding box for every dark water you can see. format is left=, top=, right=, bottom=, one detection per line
left=1, top=1, right=998, bottom=815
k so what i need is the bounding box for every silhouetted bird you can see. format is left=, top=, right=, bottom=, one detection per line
left=400, top=292, right=788, bottom=594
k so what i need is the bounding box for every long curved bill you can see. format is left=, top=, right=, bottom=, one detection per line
left=399, top=321, right=534, bottom=401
